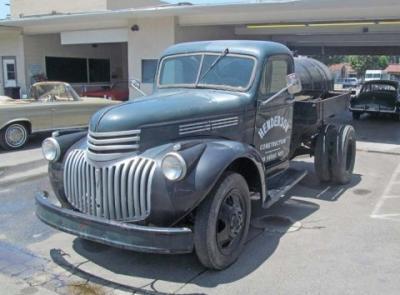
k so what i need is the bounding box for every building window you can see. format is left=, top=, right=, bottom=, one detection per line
left=89, top=59, right=111, bottom=83
left=142, top=59, right=158, bottom=83
left=45, top=57, right=111, bottom=84
left=46, top=57, right=88, bottom=83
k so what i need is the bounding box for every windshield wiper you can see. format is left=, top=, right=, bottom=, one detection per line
left=196, top=48, right=229, bottom=87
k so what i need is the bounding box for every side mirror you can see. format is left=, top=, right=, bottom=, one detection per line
left=286, top=73, right=302, bottom=95
left=129, top=79, right=146, bottom=97
left=130, top=79, right=141, bottom=89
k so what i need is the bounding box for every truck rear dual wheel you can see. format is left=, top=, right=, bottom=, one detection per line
left=194, top=172, right=251, bottom=270
left=331, top=125, right=356, bottom=184
left=314, top=124, right=356, bottom=185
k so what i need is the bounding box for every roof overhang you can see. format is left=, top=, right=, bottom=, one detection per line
left=0, top=0, right=399, bottom=35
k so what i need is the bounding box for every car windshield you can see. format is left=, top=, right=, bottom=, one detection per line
left=366, top=73, right=382, bottom=79
left=362, top=83, right=397, bottom=93
left=158, top=53, right=256, bottom=91
left=30, top=83, right=80, bottom=101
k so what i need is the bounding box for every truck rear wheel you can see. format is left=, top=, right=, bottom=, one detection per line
left=314, top=125, right=336, bottom=182
left=194, top=172, right=251, bottom=270
left=331, top=125, right=356, bottom=184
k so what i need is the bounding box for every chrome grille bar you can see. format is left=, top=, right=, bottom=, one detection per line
left=87, top=129, right=141, bottom=161
left=64, top=149, right=155, bottom=222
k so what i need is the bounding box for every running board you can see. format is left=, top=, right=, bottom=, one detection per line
left=263, top=168, right=308, bottom=208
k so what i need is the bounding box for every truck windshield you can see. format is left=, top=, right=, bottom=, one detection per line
left=158, top=53, right=256, bottom=91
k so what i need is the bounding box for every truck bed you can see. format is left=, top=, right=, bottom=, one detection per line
left=289, top=91, right=350, bottom=158
left=293, top=91, right=350, bottom=127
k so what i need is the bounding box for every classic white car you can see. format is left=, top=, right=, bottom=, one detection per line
left=0, top=82, right=119, bottom=150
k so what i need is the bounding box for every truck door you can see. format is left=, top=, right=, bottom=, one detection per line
left=254, top=55, right=294, bottom=170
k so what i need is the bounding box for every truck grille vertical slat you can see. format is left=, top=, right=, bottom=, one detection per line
left=86, top=162, right=91, bottom=213
left=120, top=162, right=129, bottom=220
left=107, top=167, right=115, bottom=219
left=114, top=164, right=122, bottom=220
left=134, top=159, right=146, bottom=217
left=102, top=168, right=109, bottom=219
left=90, top=165, right=96, bottom=215
left=77, top=152, right=85, bottom=210
left=71, top=151, right=80, bottom=207
left=81, top=161, right=87, bottom=213
left=127, top=158, right=139, bottom=218
left=140, top=160, right=154, bottom=217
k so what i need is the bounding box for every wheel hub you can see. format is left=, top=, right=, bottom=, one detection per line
left=5, top=125, right=26, bottom=147
left=229, top=206, right=243, bottom=238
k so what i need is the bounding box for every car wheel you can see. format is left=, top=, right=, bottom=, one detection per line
left=194, top=172, right=251, bottom=270
left=314, top=125, right=336, bottom=183
left=352, top=112, right=361, bottom=120
left=0, top=123, right=29, bottom=150
left=331, top=125, right=356, bottom=185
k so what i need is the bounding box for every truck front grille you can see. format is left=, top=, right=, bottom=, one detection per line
left=64, top=149, right=156, bottom=222
left=87, top=129, right=141, bottom=161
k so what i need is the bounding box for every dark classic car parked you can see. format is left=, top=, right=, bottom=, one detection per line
left=36, top=41, right=355, bottom=270
left=350, top=80, right=400, bottom=120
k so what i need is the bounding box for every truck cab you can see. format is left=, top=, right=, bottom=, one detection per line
left=36, top=41, right=356, bottom=270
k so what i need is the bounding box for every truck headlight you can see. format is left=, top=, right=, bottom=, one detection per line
left=42, top=138, right=61, bottom=162
left=161, top=152, right=187, bottom=181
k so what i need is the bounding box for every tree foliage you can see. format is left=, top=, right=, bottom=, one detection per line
left=348, top=56, right=389, bottom=76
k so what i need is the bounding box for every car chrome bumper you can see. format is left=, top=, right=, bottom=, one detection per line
left=349, top=107, right=397, bottom=114
left=35, top=192, right=194, bottom=254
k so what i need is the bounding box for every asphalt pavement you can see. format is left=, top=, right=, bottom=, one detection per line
left=0, top=112, right=399, bottom=295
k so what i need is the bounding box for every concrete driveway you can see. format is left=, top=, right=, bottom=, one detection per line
left=0, top=112, right=399, bottom=295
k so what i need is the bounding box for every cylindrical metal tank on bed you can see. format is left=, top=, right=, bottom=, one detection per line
left=294, top=57, right=334, bottom=95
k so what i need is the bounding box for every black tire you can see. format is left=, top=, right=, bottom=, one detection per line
left=0, top=123, right=29, bottom=150
left=314, top=125, right=336, bottom=183
left=194, top=172, right=251, bottom=270
left=331, top=125, right=356, bottom=185
left=352, top=112, right=361, bottom=120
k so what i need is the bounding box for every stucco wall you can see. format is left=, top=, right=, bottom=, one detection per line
left=0, top=32, right=26, bottom=96
left=175, top=25, right=236, bottom=43
left=128, top=17, right=176, bottom=96
left=23, top=34, right=127, bottom=91
left=10, top=0, right=107, bottom=18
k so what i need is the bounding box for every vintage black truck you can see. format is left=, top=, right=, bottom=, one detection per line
left=36, top=41, right=356, bottom=270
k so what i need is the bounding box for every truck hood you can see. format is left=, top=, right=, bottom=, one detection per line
left=89, top=89, right=250, bottom=132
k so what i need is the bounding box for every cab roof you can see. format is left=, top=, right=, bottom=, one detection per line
left=161, top=40, right=292, bottom=60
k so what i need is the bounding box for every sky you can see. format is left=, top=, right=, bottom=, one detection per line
left=0, top=0, right=258, bottom=20
left=0, top=0, right=9, bottom=19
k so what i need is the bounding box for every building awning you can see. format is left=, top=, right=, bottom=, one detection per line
left=0, top=0, right=399, bottom=35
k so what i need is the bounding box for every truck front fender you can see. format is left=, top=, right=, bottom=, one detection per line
left=148, top=139, right=266, bottom=226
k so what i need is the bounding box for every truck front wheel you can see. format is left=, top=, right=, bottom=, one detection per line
left=194, top=172, right=251, bottom=270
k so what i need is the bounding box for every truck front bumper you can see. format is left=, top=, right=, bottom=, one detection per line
left=35, top=192, right=194, bottom=254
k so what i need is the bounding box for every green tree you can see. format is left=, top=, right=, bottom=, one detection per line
left=349, top=55, right=389, bottom=76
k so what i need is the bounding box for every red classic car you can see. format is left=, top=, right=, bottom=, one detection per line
left=83, top=81, right=129, bottom=101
